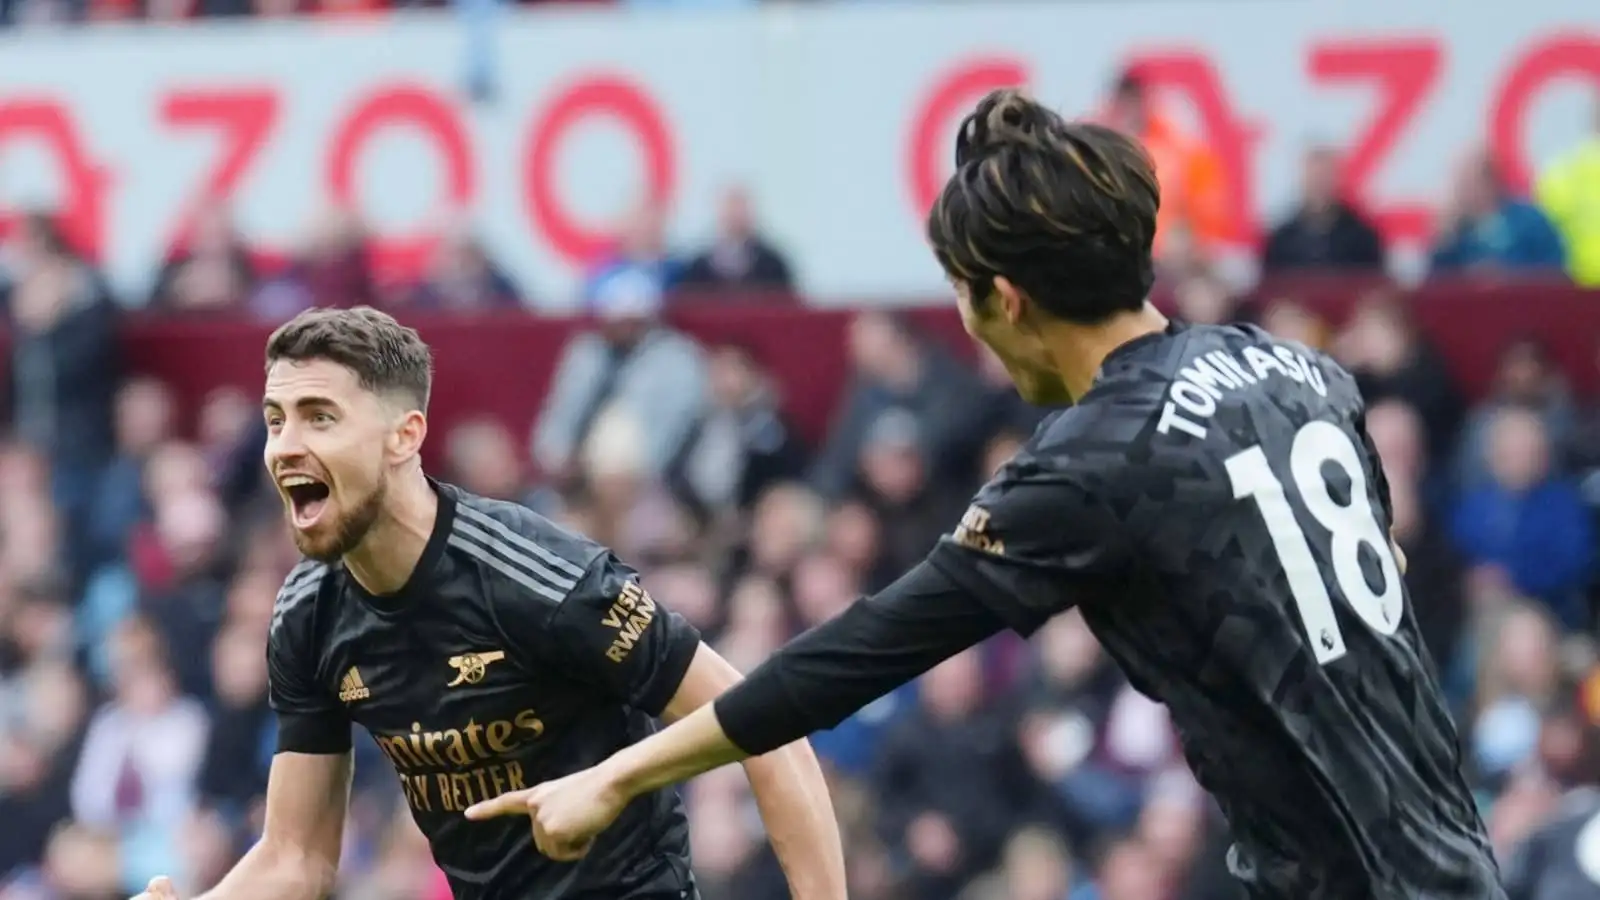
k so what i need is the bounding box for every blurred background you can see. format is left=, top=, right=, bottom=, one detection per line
left=2, top=1, right=1600, bottom=899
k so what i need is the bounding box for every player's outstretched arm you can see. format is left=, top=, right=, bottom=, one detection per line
left=132, top=751, right=352, bottom=900
left=467, top=558, right=1005, bottom=860
left=660, top=644, right=846, bottom=900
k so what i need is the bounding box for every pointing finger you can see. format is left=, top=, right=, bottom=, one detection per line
left=464, top=790, right=533, bottom=820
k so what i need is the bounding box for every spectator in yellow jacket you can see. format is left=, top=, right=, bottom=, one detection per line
left=1536, top=99, right=1600, bottom=286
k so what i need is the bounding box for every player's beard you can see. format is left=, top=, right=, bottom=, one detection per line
left=292, top=475, right=388, bottom=563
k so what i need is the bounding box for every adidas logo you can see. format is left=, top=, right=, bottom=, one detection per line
left=338, top=666, right=370, bottom=703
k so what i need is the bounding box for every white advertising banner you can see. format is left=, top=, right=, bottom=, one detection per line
left=0, top=1, right=1596, bottom=305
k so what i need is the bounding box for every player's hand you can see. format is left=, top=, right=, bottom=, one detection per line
left=131, top=876, right=181, bottom=900
left=464, top=767, right=629, bottom=862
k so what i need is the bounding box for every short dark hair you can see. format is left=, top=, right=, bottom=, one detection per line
left=265, top=306, right=433, bottom=411
left=927, top=89, right=1160, bottom=325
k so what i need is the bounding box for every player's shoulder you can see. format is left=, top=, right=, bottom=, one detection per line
left=1095, top=320, right=1349, bottom=394
left=269, top=557, right=333, bottom=643
left=442, top=482, right=606, bottom=607
left=1028, top=321, right=1363, bottom=474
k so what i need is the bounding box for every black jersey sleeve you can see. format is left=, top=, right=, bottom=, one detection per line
left=266, top=564, right=351, bottom=755
left=715, top=557, right=1006, bottom=756
left=532, top=552, right=702, bottom=717
left=925, top=462, right=1128, bottom=636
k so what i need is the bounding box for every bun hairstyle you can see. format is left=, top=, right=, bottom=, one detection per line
left=928, top=88, right=1162, bottom=325
left=954, top=88, right=1062, bottom=168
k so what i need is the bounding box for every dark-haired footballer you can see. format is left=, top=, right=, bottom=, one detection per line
left=468, top=90, right=1507, bottom=900
left=131, top=306, right=846, bottom=900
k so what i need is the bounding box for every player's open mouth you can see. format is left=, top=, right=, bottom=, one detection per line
left=281, top=475, right=331, bottom=529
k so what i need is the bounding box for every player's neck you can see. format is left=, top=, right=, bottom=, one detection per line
left=1046, top=304, right=1170, bottom=400
left=343, top=471, right=439, bottom=596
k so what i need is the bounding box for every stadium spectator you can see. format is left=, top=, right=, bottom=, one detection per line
left=193, top=616, right=272, bottom=820
left=1083, top=836, right=1168, bottom=900
left=1, top=212, right=120, bottom=548
left=68, top=617, right=207, bottom=896
left=1430, top=149, right=1567, bottom=276
left=964, top=826, right=1075, bottom=900
left=1332, top=289, right=1464, bottom=473
left=1567, top=335, right=1600, bottom=498
left=1255, top=296, right=1328, bottom=349
left=789, top=551, right=919, bottom=778
left=1170, top=269, right=1245, bottom=326
left=1100, top=69, right=1235, bottom=259
left=150, top=203, right=257, bottom=312
left=810, top=311, right=986, bottom=499
left=1535, top=96, right=1600, bottom=287
left=193, top=386, right=255, bottom=476
left=1469, top=603, right=1563, bottom=789
left=1451, top=405, right=1595, bottom=631
left=1261, top=145, right=1386, bottom=273
left=249, top=208, right=375, bottom=319
left=581, top=199, right=680, bottom=307
left=642, top=561, right=720, bottom=636
left=0, top=0, right=77, bottom=25
left=872, top=650, right=1039, bottom=899
left=848, top=409, right=966, bottom=578
left=727, top=482, right=823, bottom=588
left=442, top=416, right=536, bottom=505
left=714, top=574, right=789, bottom=675
left=0, top=655, right=85, bottom=880
left=678, top=186, right=794, bottom=298
left=1014, top=610, right=1132, bottom=845
left=667, top=341, right=807, bottom=521
left=531, top=276, right=708, bottom=483
left=407, top=227, right=521, bottom=311
left=138, top=487, right=228, bottom=698
left=1454, top=336, right=1575, bottom=490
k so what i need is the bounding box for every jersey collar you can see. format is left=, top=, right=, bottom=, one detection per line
left=348, top=477, right=457, bottom=616
left=1093, top=317, right=1188, bottom=386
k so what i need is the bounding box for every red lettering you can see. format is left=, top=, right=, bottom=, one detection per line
left=325, top=84, right=475, bottom=282
left=0, top=100, right=109, bottom=260
left=159, top=87, right=279, bottom=253
left=1123, top=51, right=1261, bottom=244
left=521, top=74, right=675, bottom=267
left=1489, top=34, right=1600, bottom=195
left=1307, top=39, right=1442, bottom=244
left=904, top=58, right=1029, bottom=219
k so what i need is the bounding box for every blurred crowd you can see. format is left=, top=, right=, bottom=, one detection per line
left=2, top=242, right=1600, bottom=900
left=0, top=184, right=795, bottom=322
left=0, top=0, right=754, bottom=28
left=0, top=8, right=1599, bottom=896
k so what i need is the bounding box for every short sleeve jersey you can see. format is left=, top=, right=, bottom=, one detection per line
left=267, top=482, right=701, bottom=900
left=926, top=321, right=1502, bottom=899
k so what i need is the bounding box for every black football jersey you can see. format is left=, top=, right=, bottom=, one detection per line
left=1501, top=787, right=1600, bottom=900
left=267, top=481, right=702, bottom=900
left=926, top=321, right=1502, bottom=899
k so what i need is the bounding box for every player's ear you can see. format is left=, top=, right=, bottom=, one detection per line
left=389, top=409, right=428, bottom=464
left=993, top=275, right=1027, bottom=326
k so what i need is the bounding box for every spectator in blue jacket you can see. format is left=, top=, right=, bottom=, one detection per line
left=1430, top=150, right=1567, bottom=276
left=1451, top=405, right=1595, bottom=631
